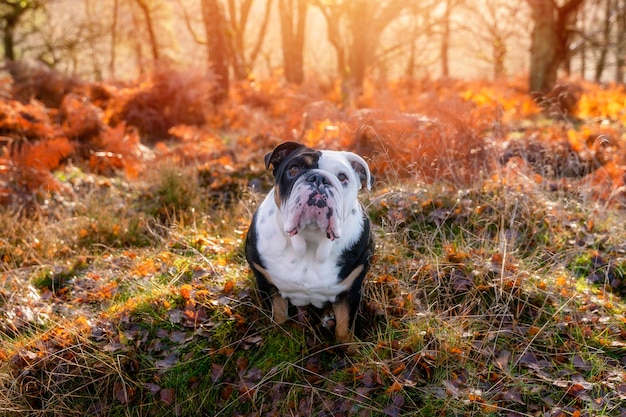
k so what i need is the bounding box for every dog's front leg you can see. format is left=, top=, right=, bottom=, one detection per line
left=271, top=292, right=289, bottom=324
left=332, top=299, right=354, bottom=345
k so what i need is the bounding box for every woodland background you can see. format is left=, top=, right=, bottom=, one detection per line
left=1, top=1, right=626, bottom=416
left=0, top=0, right=625, bottom=90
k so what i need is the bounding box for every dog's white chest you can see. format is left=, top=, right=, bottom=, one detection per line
left=264, top=252, right=344, bottom=307
left=254, top=192, right=362, bottom=308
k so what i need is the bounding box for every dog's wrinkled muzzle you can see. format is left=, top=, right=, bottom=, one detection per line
left=283, top=171, right=343, bottom=240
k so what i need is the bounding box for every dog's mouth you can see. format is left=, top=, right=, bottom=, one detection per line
left=283, top=175, right=342, bottom=240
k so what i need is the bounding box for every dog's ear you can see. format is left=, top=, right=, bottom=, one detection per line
left=264, top=142, right=305, bottom=170
left=345, top=152, right=373, bottom=191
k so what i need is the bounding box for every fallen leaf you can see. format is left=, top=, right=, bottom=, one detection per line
left=236, top=356, right=249, bottom=373
left=114, top=382, right=135, bottom=405
left=160, top=388, right=175, bottom=405
left=497, top=386, right=524, bottom=404
left=386, top=380, right=403, bottom=394
left=383, top=394, right=405, bottom=417
left=572, top=355, right=592, bottom=372
left=566, top=383, right=586, bottom=398
left=223, top=280, right=235, bottom=293
left=144, top=382, right=161, bottom=396
left=220, top=384, right=234, bottom=400
left=495, top=349, right=511, bottom=371
left=156, top=353, right=178, bottom=370
left=211, top=363, right=224, bottom=382
left=442, top=379, right=461, bottom=399
left=361, top=369, right=382, bottom=388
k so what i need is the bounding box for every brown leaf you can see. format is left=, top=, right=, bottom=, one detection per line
left=220, top=384, right=234, bottom=400
left=223, top=280, right=235, bottom=293
left=236, top=356, right=249, bottom=373
left=383, top=394, right=405, bottom=417
left=442, top=379, right=461, bottom=399
left=160, top=388, right=175, bottom=405
left=450, top=269, right=473, bottom=292
left=386, top=380, right=403, bottom=394
left=305, top=356, right=322, bottom=384
left=572, top=355, right=592, bottom=372
left=355, top=387, right=374, bottom=403
left=144, top=382, right=161, bottom=396
left=497, top=386, right=524, bottom=404
left=156, top=353, right=178, bottom=370
left=169, top=331, right=192, bottom=344
left=566, top=383, right=587, bottom=398
left=168, top=309, right=183, bottom=324
left=211, top=363, right=224, bottom=382
left=114, top=382, right=135, bottom=405
left=361, top=369, right=382, bottom=388
left=180, top=284, right=192, bottom=300
left=242, top=335, right=263, bottom=349
left=495, top=349, right=511, bottom=371
left=245, top=367, right=263, bottom=382
left=517, top=352, right=540, bottom=369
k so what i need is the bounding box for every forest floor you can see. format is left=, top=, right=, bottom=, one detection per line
left=1, top=70, right=626, bottom=416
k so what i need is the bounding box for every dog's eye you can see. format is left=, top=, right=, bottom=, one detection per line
left=337, top=172, right=348, bottom=184
left=288, top=165, right=300, bottom=177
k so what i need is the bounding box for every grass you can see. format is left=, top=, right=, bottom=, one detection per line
left=1, top=157, right=626, bottom=416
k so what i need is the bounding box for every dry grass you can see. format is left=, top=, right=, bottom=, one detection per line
left=2, top=67, right=626, bottom=416
left=1, top=138, right=626, bottom=416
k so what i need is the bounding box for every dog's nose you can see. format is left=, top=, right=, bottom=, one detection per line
left=306, top=173, right=331, bottom=187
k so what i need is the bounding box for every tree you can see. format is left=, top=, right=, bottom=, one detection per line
left=593, top=0, right=611, bottom=81
left=134, top=0, right=160, bottom=61
left=181, top=0, right=272, bottom=83
left=0, top=0, right=44, bottom=60
left=312, top=0, right=411, bottom=99
left=616, top=0, right=626, bottom=82
left=225, top=0, right=274, bottom=80
left=526, top=0, right=585, bottom=93
left=201, top=0, right=229, bottom=103
left=460, top=0, right=529, bottom=80
left=440, top=0, right=453, bottom=77
left=279, top=0, right=306, bottom=84
left=110, top=0, right=119, bottom=78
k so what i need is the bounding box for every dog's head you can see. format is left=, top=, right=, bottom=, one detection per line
left=264, top=142, right=372, bottom=240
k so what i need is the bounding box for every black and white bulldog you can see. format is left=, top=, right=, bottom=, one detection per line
left=245, top=141, right=374, bottom=346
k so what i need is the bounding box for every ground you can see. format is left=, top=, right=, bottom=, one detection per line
left=1, top=72, right=626, bottom=416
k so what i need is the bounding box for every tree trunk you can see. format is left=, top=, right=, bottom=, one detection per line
left=226, top=0, right=248, bottom=80
left=348, top=1, right=374, bottom=93
left=316, top=4, right=347, bottom=80
left=135, top=0, right=160, bottom=61
left=527, top=0, right=584, bottom=93
left=314, top=0, right=408, bottom=101
left=110, top=0, right=119, bottom=78
left=279, top=0, right=307, bottom=84
left=493, top=37, right=506, bottom=79
left=202, top=0, right=229, bottom=103
left=3, top=16, right=16, bottom=61
left=616, top=0, right=626, bottom=83
left=248, top=0, right=274, bottom=77
left=2, top=6, right=27, bottom=61
left=441, top=0, right=451, bottom=77
left=594, top=0, right=612, bottom=82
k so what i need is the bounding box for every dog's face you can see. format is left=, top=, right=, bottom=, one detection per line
left=265, top=142, right=372, bottom=241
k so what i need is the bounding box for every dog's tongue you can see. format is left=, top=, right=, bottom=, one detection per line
left=284, top=191, right=341, bottom=240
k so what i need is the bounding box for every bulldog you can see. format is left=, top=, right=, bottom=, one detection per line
left=245, top=141, right=374, bottom=346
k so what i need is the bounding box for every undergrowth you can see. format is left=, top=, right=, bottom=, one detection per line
left=1, top=156, right=625, bottom=416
